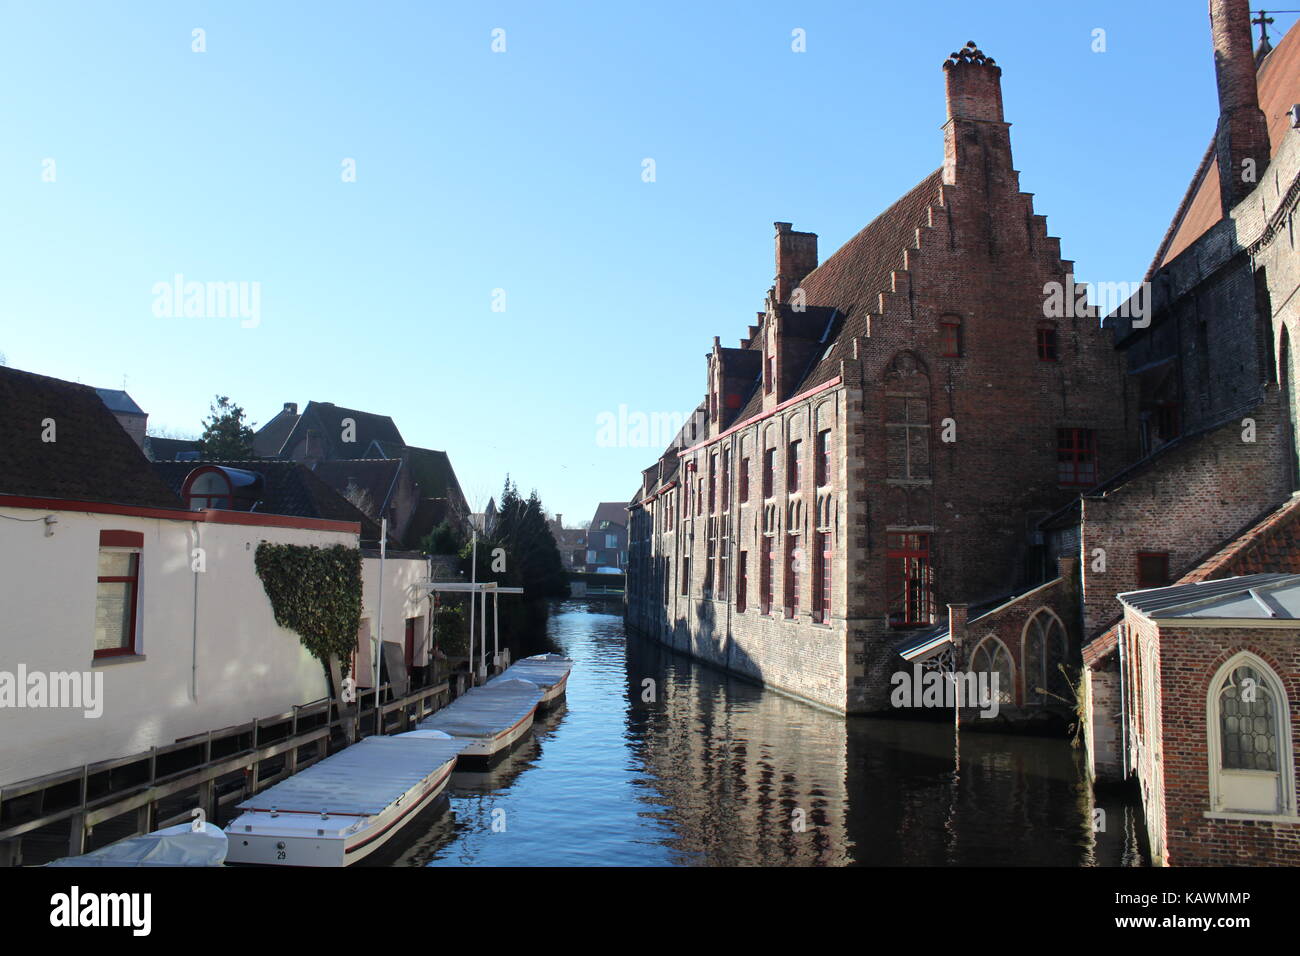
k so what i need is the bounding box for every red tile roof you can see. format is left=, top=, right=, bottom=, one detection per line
left=1154, top=24, right=1300, bottom=268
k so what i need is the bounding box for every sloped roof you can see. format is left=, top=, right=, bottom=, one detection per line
left=727, top=170, right=944, bottom=426
left=590, top=501, right=627, bottom=530
left=1153, top=24, right=1300, bottom=268
left=1179, top=493, right=1300, bottom=583
left=792, top=170, right=943, bottom=391
left=1119, top=573, right=1300, bottom=621
left=143, top=436, right=201, bottom=462
left=310, top=458, right=404, bottom=518
left=252, top=405, right=300, bottom=458
left=151, top=459, right=380, bottom=539
left=402, top=446, right=467, bottom=512
left=280, top=402, right=404, bottom=461
left=93, top=387, right=145, bottom=416
left=0, top=366, right=182, bottom=509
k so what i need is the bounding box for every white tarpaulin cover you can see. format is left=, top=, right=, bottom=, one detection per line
left=488, top=653, right=573, bottom=691
left=418, top=680, right=542, bottom=739
left=47, top=821, right=228, bottom=867
left=234, top=735, right=466, bottom=817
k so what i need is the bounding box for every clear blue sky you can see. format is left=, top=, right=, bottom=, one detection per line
left=1, top=1, right=1295, bottom=523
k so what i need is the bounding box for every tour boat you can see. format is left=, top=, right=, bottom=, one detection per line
left=488, top=653, right=573, bottom=709
left=223, top=732, right=465, bottom=867
left=416, top=678, right=543, bottom=762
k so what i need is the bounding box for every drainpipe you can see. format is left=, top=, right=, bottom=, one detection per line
left=191, top=522, right=201, bottom=702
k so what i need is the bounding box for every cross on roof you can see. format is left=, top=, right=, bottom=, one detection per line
left=1252, top=9, right=1275, bottom=46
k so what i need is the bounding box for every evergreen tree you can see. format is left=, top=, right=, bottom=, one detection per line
left=197, top=395, right=255, bottom=459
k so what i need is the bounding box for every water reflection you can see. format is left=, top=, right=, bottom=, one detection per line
left=390, top=601, right=1144, bottom=867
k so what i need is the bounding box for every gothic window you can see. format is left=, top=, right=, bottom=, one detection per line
left=1022, top=609, right=1068, bottom=707
left=886, top=395, right=931, bottom=480
left=1209, top=655, right=1295, bottom=816
left=971, top=637, right=1015, bottom=705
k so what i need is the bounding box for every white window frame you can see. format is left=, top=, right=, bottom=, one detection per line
left=1206, top=651, right=1297, bottom=820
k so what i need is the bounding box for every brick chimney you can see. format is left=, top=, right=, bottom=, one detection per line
left=941, top=42, right=1011, bottom=189
left=948, top=603, right=969, bottom=668
left=1210, top=0, right=1270, bottom=212
left=774, top=222, right=817, bottom=304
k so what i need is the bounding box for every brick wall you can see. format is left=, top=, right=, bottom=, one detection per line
left=1128, top=611, right=1300, bottom=866
left=1079, top=389, right=1291, bottom=638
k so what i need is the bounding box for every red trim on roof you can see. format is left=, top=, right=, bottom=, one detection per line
left=0, top=494, right=360, bottom=534
left=677, top=377, right=842, bottom=458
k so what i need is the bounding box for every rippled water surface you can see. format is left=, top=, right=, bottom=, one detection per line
left=378, top=601, right=1144, bottom=867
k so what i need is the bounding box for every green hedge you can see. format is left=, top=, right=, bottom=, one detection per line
left=254, top=542, right=363, bottom=677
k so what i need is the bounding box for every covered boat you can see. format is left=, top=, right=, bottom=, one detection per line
left=487, top=653, right=573, bottom=708
left=416, top=678, right=542, bottom=761
left=224, top=732, right=465, bottom=867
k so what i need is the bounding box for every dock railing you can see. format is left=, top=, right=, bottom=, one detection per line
left=0, top=676, right=452, bottom=867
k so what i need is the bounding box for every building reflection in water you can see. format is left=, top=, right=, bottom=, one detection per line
left=382, top=603, right=1143, bottom=866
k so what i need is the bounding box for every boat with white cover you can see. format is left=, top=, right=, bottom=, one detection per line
left=46, top=821, right=228, bottom=867
left=488, top=653, right=573, bottom=708
left=416, top=678, right=542, bottom=762
left=223, top=731, right=465, bottom=867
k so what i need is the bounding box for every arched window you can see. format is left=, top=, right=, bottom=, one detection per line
left=1022, top=609, right=1068, bottom=707
left=184, top=468, right=232, bottom=510
left=970, top=637, right=1014, bottom=705
left=1208, top=654, right=1295, bottom=816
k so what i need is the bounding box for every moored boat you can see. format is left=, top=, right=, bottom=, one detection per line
left=223, top=732, right=465, bottom=867
left=488, top=653, right=573, bottom=709
left=416, top=678, right=542, bottom=762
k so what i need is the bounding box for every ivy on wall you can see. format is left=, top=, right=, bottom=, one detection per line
left=254, top=542, right=363, bottom=677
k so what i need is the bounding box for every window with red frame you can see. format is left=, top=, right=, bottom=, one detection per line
left=721, top=450, right=731, bottom=512
left=940, top=317, right=962, bottom=357
left=739, top=457, right=750, bottom=502
left=736, top=551, right=748, bottom=612
left=784, top=538, right=800, bottom=618
left=1037, top=323, right=1059, bottom=362
left=95, top=530, right=142, bottom=657
left=1057, top=428, right=1097, bottom=487
left=708, top=452, right=717, bottom=514
left=814, top=532, right=832, bottom=623
left=763, top=448, right=776, bottom=498
left=787, top=440, right=802, bottom=492
left=761, top=538, right=774, bottom=614
left=816, top=430, right=831, bottom=486
left=1136, top=552, right=1170, bottom=589
left=886, top=532, right=932, bottom=627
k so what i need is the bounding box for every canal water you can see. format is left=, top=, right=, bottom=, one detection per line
left=377, top=600, right=1147, bottom=867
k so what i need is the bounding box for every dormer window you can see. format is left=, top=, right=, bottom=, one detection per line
left=181, top=465, right=264, bottom=511
left=185, top=468, right=232, bottom=510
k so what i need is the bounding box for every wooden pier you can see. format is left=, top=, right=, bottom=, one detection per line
left=0, top=676, right=453, bottom=866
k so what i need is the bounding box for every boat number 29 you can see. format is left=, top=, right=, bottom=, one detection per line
left=276, top=841, right=287, bottom=861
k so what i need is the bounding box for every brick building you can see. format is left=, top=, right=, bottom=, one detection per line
left=627, top=40, right=1132, bottom=713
